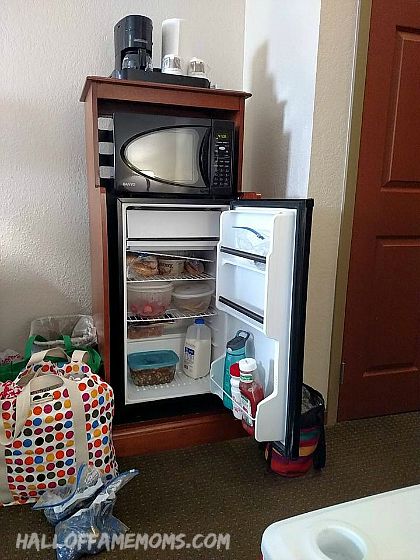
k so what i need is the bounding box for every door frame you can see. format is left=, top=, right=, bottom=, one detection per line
left=326, top=0, right=372, bottom=424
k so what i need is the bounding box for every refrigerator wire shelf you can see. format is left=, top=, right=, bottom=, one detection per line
left=127, top=272, right=215, bottom=283
left=127, top=306, right=218, bottom=323
left=129, top=370, right=210, bottom=394
left=126, top=250, right=214, bottom=263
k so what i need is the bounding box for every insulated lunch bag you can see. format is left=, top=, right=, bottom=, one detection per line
left=0, top=348, right=117, bottom=506
left=265, top=384, right=326, bottom=477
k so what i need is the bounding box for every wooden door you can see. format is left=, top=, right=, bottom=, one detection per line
left=338, top=0, right=420, bottom=420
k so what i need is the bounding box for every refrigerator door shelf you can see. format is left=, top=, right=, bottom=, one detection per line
left=210, top=357, right=255, bottom=424
left=210, top=326, right=285, bottom=443
left=216, top=208, right=296, bottom=339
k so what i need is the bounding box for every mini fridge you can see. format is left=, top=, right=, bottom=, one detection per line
left=107, top=197, right=313, bottom=459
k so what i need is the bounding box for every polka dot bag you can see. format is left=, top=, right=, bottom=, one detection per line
left=0, top=348, right=117, bottom=506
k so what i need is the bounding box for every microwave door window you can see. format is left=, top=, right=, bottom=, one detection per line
left=123, top=128, right=201, bottom=186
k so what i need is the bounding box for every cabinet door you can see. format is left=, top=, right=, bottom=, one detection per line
left=211, top=199, right=313, bottom=457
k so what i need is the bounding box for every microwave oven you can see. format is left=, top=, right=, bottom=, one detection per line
left=98, top=112, right=236, bottom=198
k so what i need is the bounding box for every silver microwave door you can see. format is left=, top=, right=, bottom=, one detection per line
left=122, top=126, right=209, bottom=189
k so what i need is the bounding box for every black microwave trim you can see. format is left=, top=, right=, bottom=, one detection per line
left=120, top=124, right=210, bottom=189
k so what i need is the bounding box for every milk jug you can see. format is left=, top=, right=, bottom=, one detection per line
left=183, top=319, right=212, bottom=378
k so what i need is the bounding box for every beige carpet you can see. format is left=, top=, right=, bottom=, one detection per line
left=1, top=412, right=419, bottom=559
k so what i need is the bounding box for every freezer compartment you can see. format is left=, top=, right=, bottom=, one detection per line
left=126, top=206, right=222, bottom=240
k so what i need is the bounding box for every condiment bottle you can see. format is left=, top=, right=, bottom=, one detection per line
left=239, top=358, right=264, bottom=436
left=230, top=363, right=242, bottom=419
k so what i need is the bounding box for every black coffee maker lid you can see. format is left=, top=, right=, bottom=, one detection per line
left=114, top=15, right=153, bottom=55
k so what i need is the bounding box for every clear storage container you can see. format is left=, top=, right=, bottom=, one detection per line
left=158, top=258, right=185, bottom=276
left=127, top=323, right=165, bottom=339
left=127, top=282, right=173, bottom=317
left=172, top=282, right=214, bottom=313
left=128, top=350, right=179, bottom=387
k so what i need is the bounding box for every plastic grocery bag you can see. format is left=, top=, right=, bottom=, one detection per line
left=33, top=464, right=104, bottom=525
left=0, top=349, right=26, bottom=382
left=0, top=336, right=79, bottom=384
left=55, top=470, right=139, bottom=560
left=29, top=315, right=97, bottom=350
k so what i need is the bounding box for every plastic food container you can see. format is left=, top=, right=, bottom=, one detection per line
left=128, top=350, right=179, bottom=387
left=158, top=258, right=185, bottom=276
left=127, top=324, right=165, bottom=339
left=127, top=282, right=173, bottom=317
left=172, top=282, right=214, bottom=313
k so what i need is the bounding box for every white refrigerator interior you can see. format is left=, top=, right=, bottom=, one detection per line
left=122, top=202, right=299, bottom=444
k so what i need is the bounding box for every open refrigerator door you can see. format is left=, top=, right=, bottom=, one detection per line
left=210, top=199, right=313, bottom=457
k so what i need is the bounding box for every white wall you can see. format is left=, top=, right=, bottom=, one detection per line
left=0, top=0, right=245, bottom=352
left=243, top=0, right=359, bottom=399
left=304, top=0, right=360, bottom=398
left=242, top=0, right=321, bottom=197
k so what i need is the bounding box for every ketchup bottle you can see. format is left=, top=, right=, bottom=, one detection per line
left=238, top=358, right=264, bottom=436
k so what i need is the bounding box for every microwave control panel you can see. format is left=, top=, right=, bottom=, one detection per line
left=211, top=121, right=235, bottom=194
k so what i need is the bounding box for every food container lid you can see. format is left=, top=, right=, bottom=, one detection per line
left=158, top=257, right=185, bottom=263
left=172, top=282, right=214, bottom=299
left=127, top=281, right=173, bottom=292
left=128, top=350, right=179, bottom=371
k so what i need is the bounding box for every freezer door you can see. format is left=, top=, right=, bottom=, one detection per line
left=214, top=199, right=313, bottom=457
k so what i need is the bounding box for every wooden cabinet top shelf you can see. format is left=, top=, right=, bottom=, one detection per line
left=80, top=76, right=251, bottom=110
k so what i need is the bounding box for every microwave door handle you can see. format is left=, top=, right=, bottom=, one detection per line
left=199, top=128, right=211, bottom=187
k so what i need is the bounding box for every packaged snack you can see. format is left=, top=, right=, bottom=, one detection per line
left=184, top=259, right=205, bottom=275
left=127, top=254, right=158, bottom=279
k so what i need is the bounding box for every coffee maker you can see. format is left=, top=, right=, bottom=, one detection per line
left=112, top=14, right=210, bottom=88
left=113, top=15, right=153, bottom=77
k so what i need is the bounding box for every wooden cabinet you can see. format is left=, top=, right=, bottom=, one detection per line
left=81, top=77, right=251, bottom=456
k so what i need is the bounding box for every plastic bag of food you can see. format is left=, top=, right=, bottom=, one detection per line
left=55, top=469, right=139, bottom=560
left=33, top=464, right=104, bottom=525
left=234, top=226, right=270, bottom=269
left=126, top=252, right=158, bottom=279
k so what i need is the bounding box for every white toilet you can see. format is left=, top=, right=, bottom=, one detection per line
left=261, top=485, right=420, bottom=559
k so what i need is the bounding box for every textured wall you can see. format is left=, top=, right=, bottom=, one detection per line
left=0, top=0, right=245, bottom=352
left=305, top=0, right=360, bottom=398
left=242, top=0, right=359, bottom=399
left=242, top=0, right=321, bottom=198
